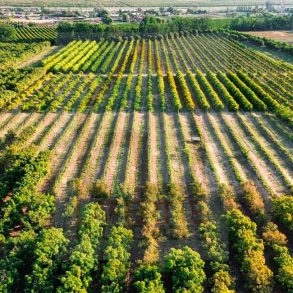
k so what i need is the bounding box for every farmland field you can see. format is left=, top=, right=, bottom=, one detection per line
left=0, top=30, right=292, bottom=293
left=15, top=25, right=57, bottom=42
left=247, top=30, right=293, bottom=45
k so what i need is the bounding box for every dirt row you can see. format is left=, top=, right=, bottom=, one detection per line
left=0, top=111, right=292, bottom=258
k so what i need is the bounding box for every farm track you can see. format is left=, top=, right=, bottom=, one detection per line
left=54, top=113, right=98, bottom=233
left=124, top=112, right=143, bottom=192
left=39, top=113, right=85, bottom=194
left=221, top=113, right=285, bottom=195
left=242, top=113, right=293, bottom=174
left=101, top=112, right=128, bottom=192
left=0, top=112, right=29, bottom=137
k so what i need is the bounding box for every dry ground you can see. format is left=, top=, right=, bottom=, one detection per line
left=247, top=30, right=293, bottom=44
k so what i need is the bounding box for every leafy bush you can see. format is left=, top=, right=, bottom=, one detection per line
left=224, top=209, right=273, bottom=293
left=163, top=246, right=206, bottom=293
left=206, top=70, right=239, bottom=111
left=101, top=226, right=133, bottom=293
left=226, top=71, right=267, bottom=111
left=272, top=195, right=293, bottom=231
left=263, top=222, right=293, bottom=291
left=59, top=203, right=106, bottom=292
left=92, top=179, right=109, bottom=199
left=196, top=70, right=224, bottom=110
left=186, top=70, right=210, bottom=110
left=217, top=71, right=253, bottom=111
left=199, top=221, right=229, bottom=273
left=211, top=271, right=235, bottom=293
left=25, top=228, right=68, bottom=292
left=0, top=230, right=37, bottom=292
left=133, top=264, right=165, bottom=293
left=141, top=182, right=160, bottom=263
left=241, top=181, right=265, bottom=221
left=0, top=146, right=53, bottom=235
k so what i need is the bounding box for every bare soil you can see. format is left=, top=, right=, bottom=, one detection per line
left=247, top=31, right=293, bottom=45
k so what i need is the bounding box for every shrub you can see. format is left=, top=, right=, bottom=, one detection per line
left=241, top=181, right=265, bottom=221
left=59, top=203, right=106, bottom=292
left=92, top=179, right=109, bottom=199
left=272, top=195, right=293, bottom=231
left=25, top=228, right=68, bottom=292
left=263, top=222, right=293, bottom=291
left=224, top=209, right=273, bottom=293
left=163, top=246, right=206, bottom=293
left=219, top=184, right=239, bottom=212
left=211, top=271, right=235, bottom=293
left=101, top=226, right=133, bottom=293
left=133, top=264, right=165, bottom=293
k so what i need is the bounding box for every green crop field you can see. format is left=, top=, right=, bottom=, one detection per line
left=0, top=28, right=292, bottom=293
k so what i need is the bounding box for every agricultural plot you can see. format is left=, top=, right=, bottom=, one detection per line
left=247, top=30, right=293, bottom=45
left=0, top=32, right=292, bottom=293
left=15, top=25, right=57, bottom=42
left=0, top=41, right=50, bottom=69
left=1, top=33, right=291, bottom=117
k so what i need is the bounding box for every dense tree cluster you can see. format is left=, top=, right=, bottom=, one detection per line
left=59, top=202, right=106, bottom=292
left=0, top=41, right=49, bottom=70
left=230, top=15, right=293, bottom=31
left=0, top=67, right=47, bottom=110
left=224, top=209, right=273, bottom=292
left=101, top=225, right=133, bottom=292
left=0, top=22, right=17, bottom=41
left=263, top=222, right=293, bottom=291
left=0, top=146, right=52, bottom=237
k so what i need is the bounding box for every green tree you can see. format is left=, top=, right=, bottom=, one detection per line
left=272, top=195, right=293, bottom=231
left=163, top=246, right=206, bottom=293
left=224, top=209, right=273, bottom=293
left=25, top=228, right=68, bottom=292
left=102, top=16, right=113, bottom=25
left=0, top=23, right=17, bottom=41
left=133, top=264, right=165, bottom=293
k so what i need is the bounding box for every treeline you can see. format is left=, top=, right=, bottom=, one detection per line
left=57, top=21, right=140, bottom=43
left=56, top=15, right=293, bottom=43
left=230, top=15, right=293, bottom=31
left=56, top=17, right=230, bottom=43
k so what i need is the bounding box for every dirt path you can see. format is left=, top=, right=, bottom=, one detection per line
left=0, top=112, right=12, bottom=127
left=18, top=46, right=59, bottom=68
left=236, top=113, right=292, bottom=193
left=242, top=113, right=293, bottom=175
left=253, top=113, right=293, bottom=154
left=222, top=112, right=284, bottom=195
left=0, top=112, right=29, bottom=138
left=196, top=113, right=230, bottom=186
left=181, top=113, right=214, bottom=193
left=54, top=113, right=98, bottom=231
left=38, top=112, right=71, bottom=151
left=124, top=112, right=144, bottom=193
left=28, top=113, right=57, bottom=146
left=246, top=30, right=293, bottom=45
left=38, top=113, right=85, bottom=194
left=102, top=112, right=128, bottom=192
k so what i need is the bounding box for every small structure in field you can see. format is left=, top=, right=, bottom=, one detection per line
left=191, top=136, right=201, bottom=143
